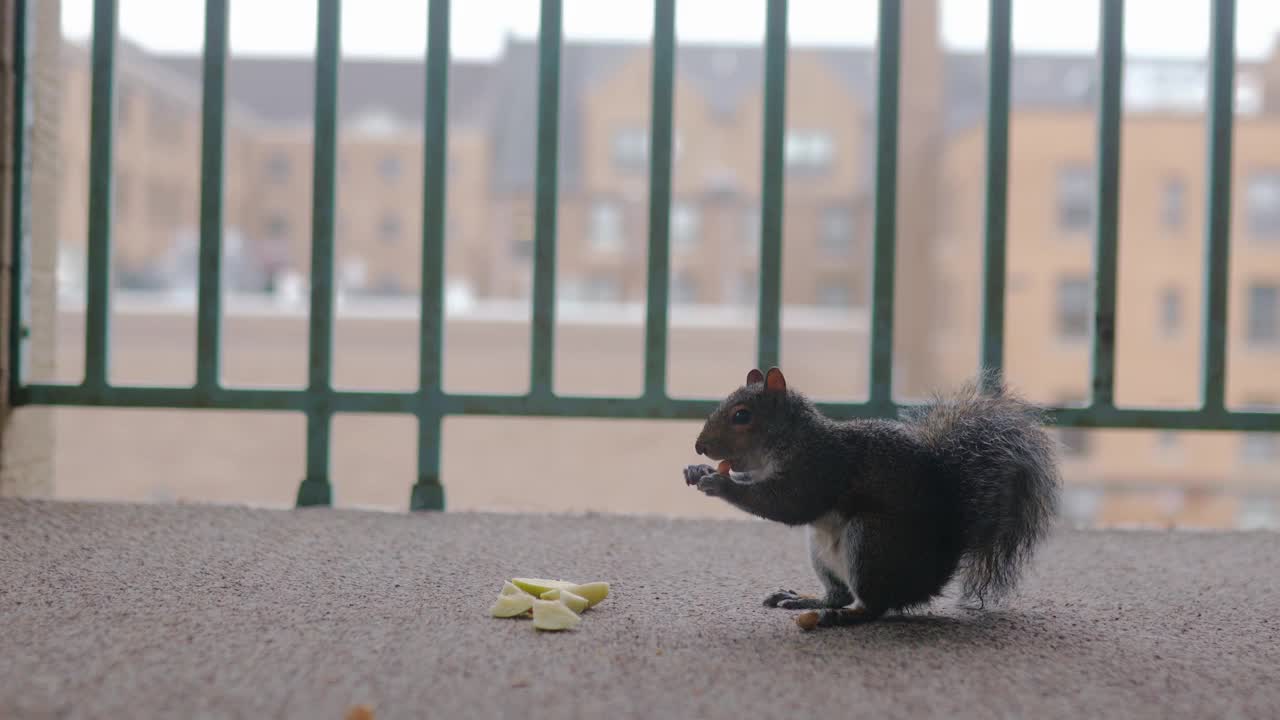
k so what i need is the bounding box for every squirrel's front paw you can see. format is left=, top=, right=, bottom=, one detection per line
left=695, top=472, right=731, bottom=497
left=683, top=464, right=716, bottom=486
left=763, top=590, right=823, bottom=609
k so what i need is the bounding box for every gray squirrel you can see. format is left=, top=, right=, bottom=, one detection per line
left=683, top=366, right=1061, bottom=630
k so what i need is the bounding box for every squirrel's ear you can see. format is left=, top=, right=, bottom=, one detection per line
left=764, top=367, right=786, bottom=393
left=746, top=368, right=764, bottom=385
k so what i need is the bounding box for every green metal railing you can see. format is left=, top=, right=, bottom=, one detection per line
left=6, top=0, right=1277, bottom=511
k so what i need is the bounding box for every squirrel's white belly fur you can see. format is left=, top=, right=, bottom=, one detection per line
left=809, top=512, right=862, bottom=605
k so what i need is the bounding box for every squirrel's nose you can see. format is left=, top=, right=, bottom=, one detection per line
left=695, top=441, right=707, bottom=456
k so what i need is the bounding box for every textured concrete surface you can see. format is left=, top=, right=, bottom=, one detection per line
left=1, top=499, right=1278, bottom=719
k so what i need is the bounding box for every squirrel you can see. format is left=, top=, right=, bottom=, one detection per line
left=683, top=366, right=1061, bottom=630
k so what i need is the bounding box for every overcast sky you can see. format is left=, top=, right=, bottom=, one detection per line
left=61, top=0, right=1280, bottom=60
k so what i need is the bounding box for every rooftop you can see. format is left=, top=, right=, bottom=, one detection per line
left=2, top=498, right=1277, bottom=718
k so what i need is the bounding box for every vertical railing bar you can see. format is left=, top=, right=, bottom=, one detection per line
left=1201, top=0, right=1235, bottom=414
left=83, top=0, right=118, bottom=391
left=755, top=0, right=787, bottom=372
left=195, top=0, right=228, bottom=393
left=643, top=0, right=676, bottom=400
left=412, top=0, right=451, bottom=512
left=297, top=0, right=340, bottom=507
left=1090, top=0, right=1124, bottom=410
left=7, top=0, right=31, bottom=398
left=528, top=0, right=563, bottom=397
left=979, top=0, right=1012, bottom=392
left=868, top=0, right=902, bottom=408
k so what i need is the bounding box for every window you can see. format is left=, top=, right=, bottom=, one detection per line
left=584, top=273, right=622, bottom=302
left=1237, top=496, right=1278, bottom=530
left=816, top=278, right=851, bottom=308
left=671, top=271, right=699, bottom=305
left=1061, top=486, right=1103, bottom=525
left=1161, top=176, right=1186, bottom=230
left=1057, top=395, right=1091, bottom=457
left=117, top=83, right=134, bottom=128
left=1056, top=165, right=1093, bottom=233
left=1246, top=171, right=1280, bottom=239
left=727, top=270, right=757, bottom=306
left=785, top=131, right=834, bottom=171
left=265, top=213, right=290, bottom=241
left=611, top=127, right=684, bottom=169
left=671, top=202, right=700, bottom=253
left=741, top=206, right=760, bottom=255
left=378, top=155, right=402, bottom=181
left=115, top=172, right=130, bottom=221
left=612, top=128, right=647, bottom=169
left=338, top=256, right=368, bottom=290
left=1238, top=400, right=1278, bottom=464
left=371, top=273, right=404, bottom=296
left=147, top=180, right=181, bottom=224
left=1159, top=286, right=1183, bottom=338
left=1240, top=434, right=1279, bottom=464
left=266, top=152, right=291, bottom=184
left=379, top=213, right=403, bottom=245
left=589, top=201, right=624, bottom=252
left=445, top=218, right=459, bottom=248
left=1056, top=276, right=1092, bottom=341
left=1247, top=284, right=1279, bottom=345
left=819, top=206, right=855, bottom=257
left=149, top=93, right=185, bottom=144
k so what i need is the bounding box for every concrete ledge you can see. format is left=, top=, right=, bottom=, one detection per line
left=1, top=499, right=1277, bottom=719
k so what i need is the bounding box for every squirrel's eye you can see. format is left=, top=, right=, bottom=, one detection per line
left=731, top=408, right=752, bottom=425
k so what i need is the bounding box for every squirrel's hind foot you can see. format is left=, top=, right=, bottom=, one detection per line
left=795, top=607, right=882, bottom=630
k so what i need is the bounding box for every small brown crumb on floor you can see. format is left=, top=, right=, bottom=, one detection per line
left=345, top=704, right=375, bottom=720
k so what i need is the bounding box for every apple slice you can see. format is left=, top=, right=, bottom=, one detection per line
left=532, top=599, right=582, bottom=631
left=490, top=591, right=536, bottom=618
left=511, top=578, right=610, bottom=608
left=510, top=578, right=577, bottom=597
left=539, top=588, right=589, bottom=614
left=565, top=581, right=609, bottom=608
left=500, top=581, right=532, bottom=597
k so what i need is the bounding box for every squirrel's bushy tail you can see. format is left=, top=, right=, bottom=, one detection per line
left=904, top=370, right=1062, bottom=606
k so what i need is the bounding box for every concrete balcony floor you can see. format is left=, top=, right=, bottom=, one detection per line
left=1, top=498, right=1277, bottom=719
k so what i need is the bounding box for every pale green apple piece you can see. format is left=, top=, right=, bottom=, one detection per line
left=490, top=591, right=536, bottom=618
left=501, top=581, right=533, bottom=597
left=566, top=582, right=610, bottom=607
left=532, top=599, right=581, bottom=631
left=539, top=588, right=589, bottom=614
left=510, top=577, right=577, bottom=596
